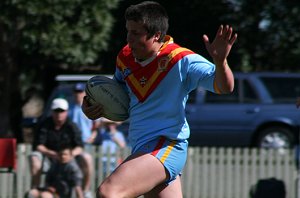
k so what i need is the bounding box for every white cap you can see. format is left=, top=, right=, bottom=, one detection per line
left=51, top=98, right=69, bottom=111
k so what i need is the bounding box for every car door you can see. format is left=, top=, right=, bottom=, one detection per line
left=186, top=78, right=261, bottom=147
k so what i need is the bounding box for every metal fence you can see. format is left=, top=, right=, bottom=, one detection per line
left=0, top=144, right=297, bottom=198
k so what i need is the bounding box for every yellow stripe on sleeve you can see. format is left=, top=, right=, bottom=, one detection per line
left=213, top=80, right=222, bottom=94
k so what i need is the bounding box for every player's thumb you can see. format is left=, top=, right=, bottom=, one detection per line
left=203, top=34, right=210, bottom=49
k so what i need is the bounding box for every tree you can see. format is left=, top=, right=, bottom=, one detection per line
left=0, top=0, right=121, bottom=140
left=225, top=0, right=300, bottom=71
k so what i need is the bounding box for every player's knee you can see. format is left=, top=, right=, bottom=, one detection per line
left=96, top=181, right=118, bottom=198
left=96, top=186, right=102, bottom=198
left=97, top=182, right=109, bottom=198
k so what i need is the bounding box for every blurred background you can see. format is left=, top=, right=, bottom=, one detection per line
left=0, top=0, right=299, bottom=142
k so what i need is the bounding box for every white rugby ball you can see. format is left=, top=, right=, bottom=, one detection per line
left=85, top=75, right=129, bottom=121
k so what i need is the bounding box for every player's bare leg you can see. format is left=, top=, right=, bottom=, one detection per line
left=96, top=152, right=181, bottom=198
left=144, top=176, right=183, bottom=198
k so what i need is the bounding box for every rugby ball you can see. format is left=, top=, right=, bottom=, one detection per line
left=85, top=76, right=129, bottom=121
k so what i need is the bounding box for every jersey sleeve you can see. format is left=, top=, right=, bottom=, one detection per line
left=183, top=54, right=216, bottom=93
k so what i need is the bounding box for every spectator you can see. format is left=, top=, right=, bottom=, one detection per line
left=98, top=119, right=126, bottom=175
left=26, top=145, right=84, bottom=198
left=29, top=98, right=93, bottom=198
left=69, top=83, right=99, bottom=145
left=68, top=83, right=97, bottom=197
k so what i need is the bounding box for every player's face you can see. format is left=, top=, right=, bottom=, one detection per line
left=126, top=20, right=157, bottom=60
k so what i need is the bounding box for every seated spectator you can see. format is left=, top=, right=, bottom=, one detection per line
left=26, top=145, right=84, bottom=198
left=97, top=118, right=126, bottom=175
left=28, top=98, right=93, bottom=198
left=68, top=83, right=98, bottom=196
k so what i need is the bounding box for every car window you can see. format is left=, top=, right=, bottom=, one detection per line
left=203, top=79, right=259, bottom=104
left=205, top=80, right=239, bottom=103
left=260, top=77, right=300, bottom=103
left=242, top=80, right=259, bottom=103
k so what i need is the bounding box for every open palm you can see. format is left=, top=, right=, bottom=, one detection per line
left=203, top=25, right=237, bottom=64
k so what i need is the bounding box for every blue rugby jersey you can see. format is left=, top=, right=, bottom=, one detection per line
left=114, top=36, right=216, bottom=151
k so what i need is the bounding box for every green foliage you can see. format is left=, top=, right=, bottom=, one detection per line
left=0, top=0, right=122, bottom=139
left=0, top=0, right=121, bottom=66
left=225, top=0, right=300, bottom=71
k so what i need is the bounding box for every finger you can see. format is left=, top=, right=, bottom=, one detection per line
left=229, top=33, right=238, bottom=45
left=83, top=96, right=91, bottom=106
left=225, top=26, right=233, bottom=40
left=217, top=25, right=223, bottom=37
left=87, top=111, right=101, bottom=120
left=89, top=115, right=101, bottom=120
left=202, top=34, right=210, bottom=49
left=203, top=34, right=209, bottom=43
left=82, top=99, right=102, bottom=118
left=86, top=104, right=102, bottom=114
left=89, top=105, right=104, bottom=120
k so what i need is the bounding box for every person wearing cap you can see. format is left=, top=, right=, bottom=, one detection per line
left=69, top=83, right=99, bottom=145
left=68, top=83, right=97, bottom=197
left=29, top=98, right=93, bottom=198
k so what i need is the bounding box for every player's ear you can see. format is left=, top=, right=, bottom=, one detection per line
left=153, top=31, right=162, bottom=42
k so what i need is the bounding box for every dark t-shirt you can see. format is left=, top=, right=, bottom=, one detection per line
left=33, top=117, right=83, bottom=151
left=46, top=159, right=83, bottom=197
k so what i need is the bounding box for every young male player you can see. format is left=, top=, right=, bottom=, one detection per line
left=82, top=1, right=237, bottom=197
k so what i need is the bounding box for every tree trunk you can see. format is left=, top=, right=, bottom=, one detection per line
left=0, top=52, right=13, bottom=137
left=0, top=44, right=22, bottom=141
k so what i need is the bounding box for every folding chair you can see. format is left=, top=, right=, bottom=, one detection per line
left=0, top=138, right=17, bottom=171
left=0, top=138, right=17, bottom=197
